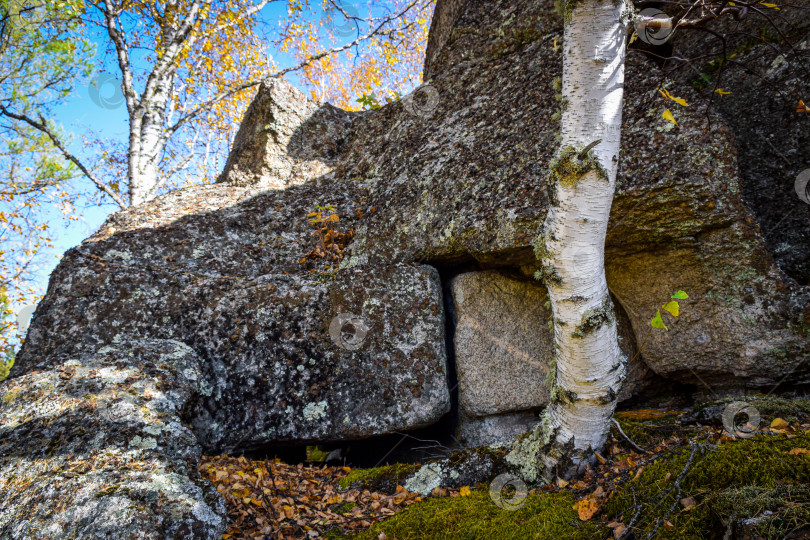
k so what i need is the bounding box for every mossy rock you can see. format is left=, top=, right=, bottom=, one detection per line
left=338, top=463, right=420, bottom=492
left=681, top=395, right=810, bottom=427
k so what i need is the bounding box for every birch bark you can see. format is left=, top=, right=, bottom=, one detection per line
left=508, top=0, right=632, bottom=482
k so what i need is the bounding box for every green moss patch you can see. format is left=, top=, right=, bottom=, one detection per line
left=346, top=398, right=810, bottom=539
left=612, top=409, right=696, bottom=447
left=548, top=145, right=608, bottom=189
left=338, top=463, right=419, bottom=492
left=356, top=488, right=606, bottom=540
left=604, top=431, right=810, bottom=538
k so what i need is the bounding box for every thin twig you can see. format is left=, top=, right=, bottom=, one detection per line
left=612, top=418, right=648, bottom=454
left=644, top=443, right=700, bottom=539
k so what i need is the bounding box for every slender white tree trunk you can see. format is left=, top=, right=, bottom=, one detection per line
left=508, top=0, right=631, bottom=482
left=129, top=74, right=174, bottom=206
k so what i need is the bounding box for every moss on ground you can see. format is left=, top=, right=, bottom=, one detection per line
left=612, top=409, right=695, bottom=447
left=702, top=395, right=810, bottom=421
left=356, top=489, right=606, bottom=540
left=343, top=406, right=810, bottom=539
left=338, top=463, right=419, bottom=492
left=604, top=431, right=810, bottom=539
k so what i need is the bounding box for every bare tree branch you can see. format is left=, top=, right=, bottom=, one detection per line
left=0, top=105, right=127, bottom=208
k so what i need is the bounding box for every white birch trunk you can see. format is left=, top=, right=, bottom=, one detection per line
left=508, top=0, right=631, bottom=482
left=129, top=72, right=174, bottom=206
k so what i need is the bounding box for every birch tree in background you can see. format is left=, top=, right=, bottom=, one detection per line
left=1, top=0, right=431, bottom=207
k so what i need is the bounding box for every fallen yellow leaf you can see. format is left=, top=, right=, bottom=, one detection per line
left=788, top=448, right=809, bottom=455
left=662, top=109, right=678, bottom=126
left=575, top=496, right=601, bottom=521
left=715, top=88, right=731, bottom=95
left=771, top=418, right=789, bottom=430
left=459, top=486, right=471, bottom=497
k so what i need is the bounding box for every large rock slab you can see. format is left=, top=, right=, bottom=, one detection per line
left=0, top=339, right=226, bottom=539
left=23, top=0, right=802, bottom=398
left=20, top=253, right=449, bottom=451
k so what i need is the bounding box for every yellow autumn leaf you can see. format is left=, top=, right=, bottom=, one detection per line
left=662, top=109, right=678, bottom=126
left=658, top=88, right=688, bottom=107
left=459, top=486, right=471, bottom=497
left=575, top=496, right=601, bottom=521
left=760, top=2, right=780, bottom=8
left=662, top=301, right=680, bottom=317
left=715, top=88, right=731, bottom=95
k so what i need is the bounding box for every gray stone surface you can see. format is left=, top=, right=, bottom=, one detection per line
left=0, top=339, right=227, bottom=539
left=458, top=411, right=542, bottom=447
left=217, top=78, right=355, bottom=189
left=333, top=0, right=809, bottom=389
left=451, top=271, right=552, bottom=417
left=667, top=1, right=810, bottom=284
left=4, top=0, right=810, bottom=534
left=423, top=0, right=466, bottom=81
left=20, top=259, right=450, bottom=451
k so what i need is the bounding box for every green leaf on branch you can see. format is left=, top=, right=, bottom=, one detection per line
left=651, top=310, right=668, bottom=330
left=662, top=301, right=680, bottom=317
